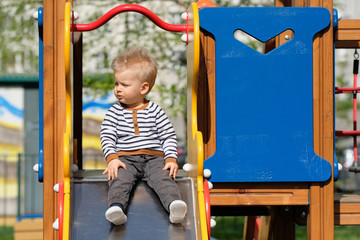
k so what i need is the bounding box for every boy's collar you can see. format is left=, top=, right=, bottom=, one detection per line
left=120, top=100, right=150, bottom=111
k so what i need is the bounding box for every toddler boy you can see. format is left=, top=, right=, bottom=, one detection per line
left=101, top=47, right=187, bottom=225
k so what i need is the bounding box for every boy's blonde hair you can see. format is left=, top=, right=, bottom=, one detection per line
left=111, top=47, right=158, bottom=93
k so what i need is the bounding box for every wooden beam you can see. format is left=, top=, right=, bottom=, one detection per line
left=73, top=35, right=83, bottom=169
left=271, top=206, right=296, bottom=240
left=335, top=41, right=360, bottom=48
left=335, top=19, right=360, bottom=48
left=43, top=0, right=56, bottom=238
left=243, top=216, right=259, bottom=240
left=210, top=183, right=309, bottom=206
left=334, top=194, right=360, bottom=225
left=336, top=20, right=360, bottom=41
left=43, top=0, right=66, bottom=239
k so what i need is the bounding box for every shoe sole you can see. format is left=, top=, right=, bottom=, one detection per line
left=169, top=203, right=187, bottom=224
left=105, top=208, right=127, bottom=225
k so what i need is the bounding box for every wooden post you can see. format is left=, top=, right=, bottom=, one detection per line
left=73, top=35, right=83, bottom=169
left=43, top=0, right=67, bottom=239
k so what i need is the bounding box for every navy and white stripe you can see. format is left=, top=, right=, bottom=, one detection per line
left=100, top=101, right=177, bottom=161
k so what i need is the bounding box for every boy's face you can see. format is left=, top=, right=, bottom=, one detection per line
left=113, top=67, right=149, bottom=108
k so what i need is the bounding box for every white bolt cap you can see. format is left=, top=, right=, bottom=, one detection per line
left=207, top=181, right=213, bottom=190
left=53, top=183, right=59, bottom=193
left=338, top=163, right=343, bottom=171
left=53, top=218, right=59, bottom=230
left=181, top=33, right=194, bottom=44
left=181, top=12, right=187, bottom=21
left=181, top=12, right=193, bottom=21
left=33, top=11, right=38, bottom=20
left=182, top=163, right=194, bottom=172
left=210, top=218, right=216, bottom=228
left=33, top=164, right=39, bottom=173
left=72, top=164, right=79, bottom=172
left=203, top=169, right=211, bottom=178
left=337, top=11, right=342, bottom=20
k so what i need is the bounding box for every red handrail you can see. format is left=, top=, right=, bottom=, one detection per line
left=203, top=179, right=211, bottom=240
left=71, top=4, right=191, bottom=32
left=58, top=181, right=64, bottom=240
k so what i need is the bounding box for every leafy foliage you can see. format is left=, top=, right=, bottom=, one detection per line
left=0, top=1, right=42, bottom=74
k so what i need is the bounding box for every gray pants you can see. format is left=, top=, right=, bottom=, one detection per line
left=108, top=155, right=181, bottom=212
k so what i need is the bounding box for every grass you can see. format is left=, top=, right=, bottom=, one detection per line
left=0, top=226, right=14, bottom=240
left=210, top=217, right=360, bottom=240
left=210, top=216, right=245, bottom=240
left=1, top=220, right=360, bottom=240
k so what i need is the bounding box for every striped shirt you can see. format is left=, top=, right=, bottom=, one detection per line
left=100, top=101, right=178, bottom=163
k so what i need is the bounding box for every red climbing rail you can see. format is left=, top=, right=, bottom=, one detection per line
left=71, top=4, right=191, bottom=33
left=335, top=49, right=359, bottom=170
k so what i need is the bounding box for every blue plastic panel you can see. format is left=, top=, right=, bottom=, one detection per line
left=200, top=7, right=332, bottom=182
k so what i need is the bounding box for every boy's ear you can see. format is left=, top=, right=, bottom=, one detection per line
left=141, top=82, right=150, bottom=95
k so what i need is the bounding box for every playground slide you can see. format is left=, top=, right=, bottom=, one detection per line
left=69, top=172, right=198, bottom=240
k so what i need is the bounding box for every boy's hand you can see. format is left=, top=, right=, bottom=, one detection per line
left=103, top=159, right=127, bottom=180
left=163, top=162, right=179, bottom=179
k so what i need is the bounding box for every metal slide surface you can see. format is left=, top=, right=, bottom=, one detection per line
left=70, top=174, right=197, bottom=240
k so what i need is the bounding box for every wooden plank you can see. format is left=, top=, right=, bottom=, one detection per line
left=243, top=216, right=259, bottom=240
left=334, top=194, right=360, bottom=225
left=335, top=214, right=360, bottom=225
left=43, top=0, right=67, bottom=239
left=15, top=219, right=43, bottom=231
left=210, top=184, right=309, bottom=206
left=336, top=20, right=360, bottom=41
left=274, top=0, right=291, bottom=7
left=335, top=202, right=360, bottom=214
left=335, top=40, right=360, bottom=48
left=258, top=215, right=272, bottom=240
left=43, top=0, right=56, bottom=239
left=334, top=193, right=360, bottom=204
left=14, top=232, right=43, bottom=240
left=271, top=206, right=295, bottom=240
left=56, top=0, right=66, bottom=182
left=335, top=19, right=360, bottom=48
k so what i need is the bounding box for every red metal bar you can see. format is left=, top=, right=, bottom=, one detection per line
left=71, top=4, right=190, bottom=33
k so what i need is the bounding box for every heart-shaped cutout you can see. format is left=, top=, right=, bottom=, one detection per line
left=234, top=29, right=294, bottom=54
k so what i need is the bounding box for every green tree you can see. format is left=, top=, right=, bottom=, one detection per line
left=0, top=1, right=42, bottom=74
